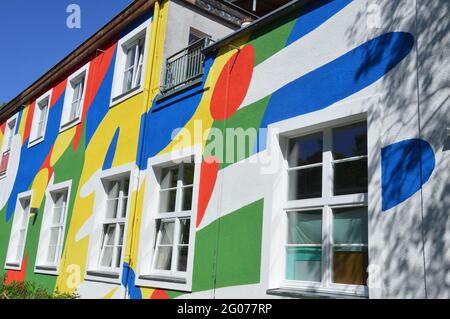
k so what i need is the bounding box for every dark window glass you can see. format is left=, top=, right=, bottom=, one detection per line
left=334, top=158, right=368, bottom=195
left=288, top=133, right=323, bottom=167
left=289, top=167, right=322, bottom=200
left=332, top=123, right=367, bottom=160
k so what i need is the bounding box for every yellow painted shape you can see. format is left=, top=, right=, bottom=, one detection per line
left=30, top=168, right=49, bottom=208
left=50, top=127, right=76, bottom=166
left=56, top=88, right=146, bottom=293
left=102, top=288, right=119, bottom=299
left=18, top=107, right=29, bottom=143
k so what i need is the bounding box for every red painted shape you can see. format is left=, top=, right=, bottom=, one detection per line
left=72, top=43, right=117, bottom=151
left=0, top=122, right=5, bottom=134
left=5, top=254, right=28, bottom=285
left=50, top=79, right=68, bottom=108
left=196, top=157, right=219, bottom=227
left=151, top=289, right=169, bottom=299
left=210, top=45, right=255, bottom=121
left=40, top=146, right=54, bottom=182
left=23, top=102, right=36, bottom=144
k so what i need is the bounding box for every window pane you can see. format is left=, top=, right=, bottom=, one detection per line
left=107, top=181, right=120, bottom=198
left=332, top=122, right=367, bottom=160
left=100, top=247, right=114, bottom=268
left=103, top=224, right=116, bottom=246
left=47, top=245, right=58, bottom=264
left=288, top=167, right=322, bottom=200
left=119, top=197, right=128, bottom=218
left=159, top=189, right=177, bottom=213
left=288, top=133, right=323, bottom=167
left=158, top=221, right=174, bottom=245
left=154, top=246, right=172, bottom=271
left=333, top=158, right=368, bottom=195
left=52, top=206, right=64, bottom=225
left=333, top=207, right=368, bottom=245
left=179, top=219, right=190, bottom=245
left=177, top=246, right=189, bottom=272
left=118, top=224, right=125, bottom=246
left=181, top=186, right=193, bottom=211
left=286, top=247, right=322, bottom=282
left=49, top=227, right=60, bottom=246
left=106, top=198, right=119, bottom=219
left=115, top=247, right=122, bottom=268
left=183, top=163, right=195, bottom=185
left=125, top=45, right=137, bottom=69
left=333, top=246, right=368, bottom=285
left=287, top=211, right=322, bottom=244
left=160, top=167, right=179, bottom=189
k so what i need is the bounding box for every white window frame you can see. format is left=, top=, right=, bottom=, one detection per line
left=268, top=113, right=369, bottom=298
left=1, top=114, right=19, bottom=154
left=0, top=114, right=19, bottom=179
left=85, top=164, right=136, bottom=284
left=136, top=145, right=201, bottom=292
left=35, top=181, right=72, bottom=275
left=110, top=17, right=151, bottom=107
left=60, top=63, right=89, bottom=132
left=29, top=89, right=52, bottom=147
left=5, top=190, right=33, bottom=270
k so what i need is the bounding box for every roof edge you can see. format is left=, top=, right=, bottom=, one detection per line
left=0, top=0, right=155, bottom=123
left=203, top=0, right=314, bottom=54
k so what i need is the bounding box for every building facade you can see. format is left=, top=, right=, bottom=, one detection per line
left=0, top=0, right=448, bottom=299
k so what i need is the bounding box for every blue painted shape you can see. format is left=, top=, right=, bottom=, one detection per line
left=102, top=128, right=120, bottom=171
left=122, top=263, right=142, bottom=299
left=5, top=90, right=66, bottom=221
left=286, top=0, right=353, bottom=46
left=381, top=139, right=435, bottom=211
left=257, top=32, right=414, bottom=151
left=85, top=49, right=117, bottom=147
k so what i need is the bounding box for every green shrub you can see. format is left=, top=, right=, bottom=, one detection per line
left=0, top=276, right=78, bottom=299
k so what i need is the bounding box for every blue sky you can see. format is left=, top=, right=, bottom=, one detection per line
left=0, top=0, right=134, bottom=104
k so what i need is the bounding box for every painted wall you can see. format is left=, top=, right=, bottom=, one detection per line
left=0, top=0, right=448, bottom=299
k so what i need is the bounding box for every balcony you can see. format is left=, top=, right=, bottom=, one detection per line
left=0, top=150, right=10, bottom=176
left=160, top=37, right=213, bottom=95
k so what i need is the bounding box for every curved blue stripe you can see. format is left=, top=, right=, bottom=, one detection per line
left=381, top=139, right=435, bottom=211
left=258, top=32, right=414, bottom=149
left=122, top=262, right=142, bottom=299
left=286, top=0, right=353, bottom=46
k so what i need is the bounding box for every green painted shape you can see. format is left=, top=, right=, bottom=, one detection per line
left=248, top=11, right=298, bottom=66
left=16, top=125, right=86, bottom=293
left=0, top=205, right=11, bottom=279
left=205, top=96, right=270, bottom=170
left=192, top=199, right=264, bottom=292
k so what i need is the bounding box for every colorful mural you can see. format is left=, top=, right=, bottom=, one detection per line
left=0, top=0, right=446, bottom=299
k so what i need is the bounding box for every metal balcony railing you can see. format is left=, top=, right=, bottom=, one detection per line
left=161, top=37, right=213, bottom=94
left=0, top=150, right=10, bottom=175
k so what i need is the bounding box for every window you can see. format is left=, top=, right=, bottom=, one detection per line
left=136, top=146, right=200, bottom=291
left=98, top=176, right=129, bottom=271
left=35, top=182, right=71, bottom=274
left=152, top=163, right=194, bottom=273
left=282, top=120, right=368, bottom=295
left=0, top=116, right=18, bottom=176
left=110, top=18, right=150, bottom=105
left=60, top=63, right=89, bottom=131
left=5, top=192, right=33, bottom=269
left=29, top=90, right=52, bottom=147
left=122, top=37, right=144, bottom=94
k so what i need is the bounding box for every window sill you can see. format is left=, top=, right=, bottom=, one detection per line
left=59, top=118, right=81, bottom=134
left=266, top=288, right=368, bottom=299
left=85, top=269, right=121, bottom=285
left=28, top=137, right=45, bottom=148
left=135, top=273, right=191, bottom=292
left=34, top=265, right=58, bottom=276
left=4, top=262, right=21, bottom=271
left=110, top=86, right=143, bottom=108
